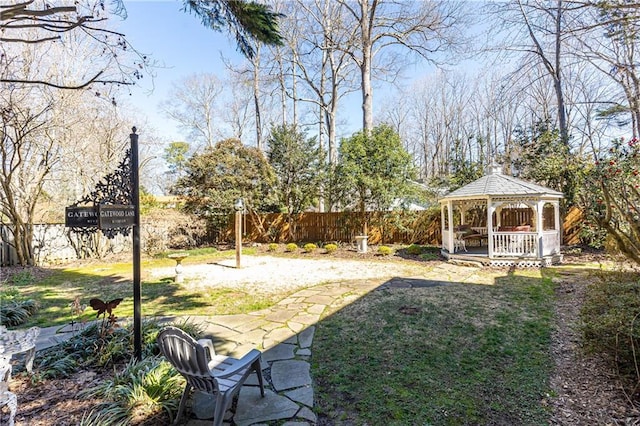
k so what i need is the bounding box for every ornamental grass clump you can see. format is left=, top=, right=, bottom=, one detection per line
left=0, top=273, right=39, bottom=326
left=285, top=243, right=298, bottom=252
left=324, top=243, right=338, bottom=254
left=303, top=243, right=318, bottom=253
left=267, top=243, right=279, bottom=252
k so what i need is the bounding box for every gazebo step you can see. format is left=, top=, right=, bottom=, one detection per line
left=448, top=258, right=484, bottom=268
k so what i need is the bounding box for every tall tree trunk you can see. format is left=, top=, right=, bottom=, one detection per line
left=253, top=45, right=263, bottom=150
left=360, top=0, right=374, bottom=134
left=291, top=57, right=298, bottom=125
left=554, top=0, right=568, bottom=145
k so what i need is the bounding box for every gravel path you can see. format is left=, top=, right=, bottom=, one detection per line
left=148, top=255, right=428, bottom=294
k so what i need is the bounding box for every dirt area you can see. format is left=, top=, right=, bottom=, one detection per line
left=3, top=251, right=640, bottom=425
left=150, top=254, right=431, bottom=294
left=547, top=271, right=640, bottom=425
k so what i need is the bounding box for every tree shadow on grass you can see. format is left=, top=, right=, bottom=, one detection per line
left=308, top=268, right=557, bottom=426
left=2, top=266, right=211, bottom=329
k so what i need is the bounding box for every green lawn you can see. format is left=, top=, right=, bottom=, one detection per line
left=2, top=247, right=283, bottom=328
left=3, top=252, right=560, bottom=424
left=312, top=270, right=556, bottom=425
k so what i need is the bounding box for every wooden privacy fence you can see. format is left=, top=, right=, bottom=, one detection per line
left=239, top=210, right=442, bottom=245
left=563, top=206, right=583, bottom=245
left=236, top=208, right=585, bottom=246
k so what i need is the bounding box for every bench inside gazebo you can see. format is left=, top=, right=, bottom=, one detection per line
left=438, top=164, right=563, bottom=267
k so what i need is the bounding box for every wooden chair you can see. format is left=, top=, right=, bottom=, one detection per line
left=157, top=326, right=264, bottom=426
left=453, top=234, right=467, bottom=252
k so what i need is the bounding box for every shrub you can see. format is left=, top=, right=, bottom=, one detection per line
left=0, top=282, right=38, bottom=326
left=580, top=271, right=640, bottom=392
left=406, top=244, right=423, bottom=255
left=34, top=319, right=203, bottom=380
left=8, top=270, right=34, bottom=286
left=0, top=300, right=39, bottom=326
left=581, top=136, right=640, bottom=264
left=324, top=243, right=338, bottom=254
left=377, top=246, right=393, bottom=256
left=267, top=243, right=279, bottom=252
left=419, top=252, right=439, bottom=261
left=303, top=243, right=317, bottom=253
left=285, top=243, right=298, bottom=252
left=79, top=356, right=183, bottom=425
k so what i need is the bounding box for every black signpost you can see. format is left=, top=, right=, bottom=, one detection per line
left=65, top=127, right=143, bottom=361
left=130, top=129, right=142, bottom=361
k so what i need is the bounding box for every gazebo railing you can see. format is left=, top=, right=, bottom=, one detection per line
left=492, top=232, right=538, bottom=257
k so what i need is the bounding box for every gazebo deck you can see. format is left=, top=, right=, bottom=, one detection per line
left=441, top=247, right=563, bottom=267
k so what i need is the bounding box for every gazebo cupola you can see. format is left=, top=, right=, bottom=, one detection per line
left=438, top=164, right=563, bottom=267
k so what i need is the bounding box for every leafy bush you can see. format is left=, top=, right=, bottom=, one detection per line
left=0, top=273, right=39, bottom=326
left=580, top=137, right=640, bottom=264
left=0, top=299, right=39, bottom=326
left=80, top=356, right=183, bottom=425
left=580, top=271, right=640, bottom=391
left=285, top=243, right=298, bottom=252
left=267, top=243, right=279, bottom=252
left=419, top=252, right=439, bottom=261
left=324, top=243, right=338, bottom=254
left=303, top=243, right=317, bottom=253
left=8, top=270, right=35, bottom=286
left=377, top=246, right=393, bottom=256
left=406, top=244, right=423, bottom=255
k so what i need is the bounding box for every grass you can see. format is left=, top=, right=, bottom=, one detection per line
left=5, top=249, right=565, bottom=424
left=312, top=270, right=556, bottom=425
left=4, top=247, right=284, bottom=328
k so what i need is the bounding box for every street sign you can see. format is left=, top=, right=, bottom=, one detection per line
left=98, top=204, right=135, bottom=229
left=65, top=206, right=98, bottom=228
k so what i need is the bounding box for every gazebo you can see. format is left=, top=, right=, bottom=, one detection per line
left=438, top=164, right=563, bottom=267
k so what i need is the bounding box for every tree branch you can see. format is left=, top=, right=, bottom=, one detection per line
left=0, top=71, right=134, bottom=90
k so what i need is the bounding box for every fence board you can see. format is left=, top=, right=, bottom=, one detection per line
left=563, top=206, right=583, bottom=245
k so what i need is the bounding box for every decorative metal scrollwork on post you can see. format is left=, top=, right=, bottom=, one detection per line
left=66, top=149, right=134, bottom=239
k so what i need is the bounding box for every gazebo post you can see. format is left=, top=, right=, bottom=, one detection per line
left=440, top=203, right=446, bottom=250
left=447, top=200, right=454, bottom=252
left=536, top=200, right=545, bottom=256
left=554, top=200, right=562, bottom=246
left=487, top=198, right=494, bottom=258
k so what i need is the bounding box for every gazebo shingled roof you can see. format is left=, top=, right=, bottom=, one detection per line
left=440, top=168, right=563, bottom=200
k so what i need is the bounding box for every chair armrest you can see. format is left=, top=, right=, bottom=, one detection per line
left=211, top=349, right=261, bottom=379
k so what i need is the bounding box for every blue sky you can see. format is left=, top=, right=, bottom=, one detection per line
left=117, top=1, right=248, bottom=141
left=116, top=1, right=482, bottom=144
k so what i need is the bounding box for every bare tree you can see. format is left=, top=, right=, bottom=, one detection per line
left=283, top=0, right=359, bottom=164
left=571, top=1, right=640, bottom=138
left=336, top=0, right=467, bottom=133
left=0, top=87, right=57, bottom=265
left=160, top=73, right=226, bottom=150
